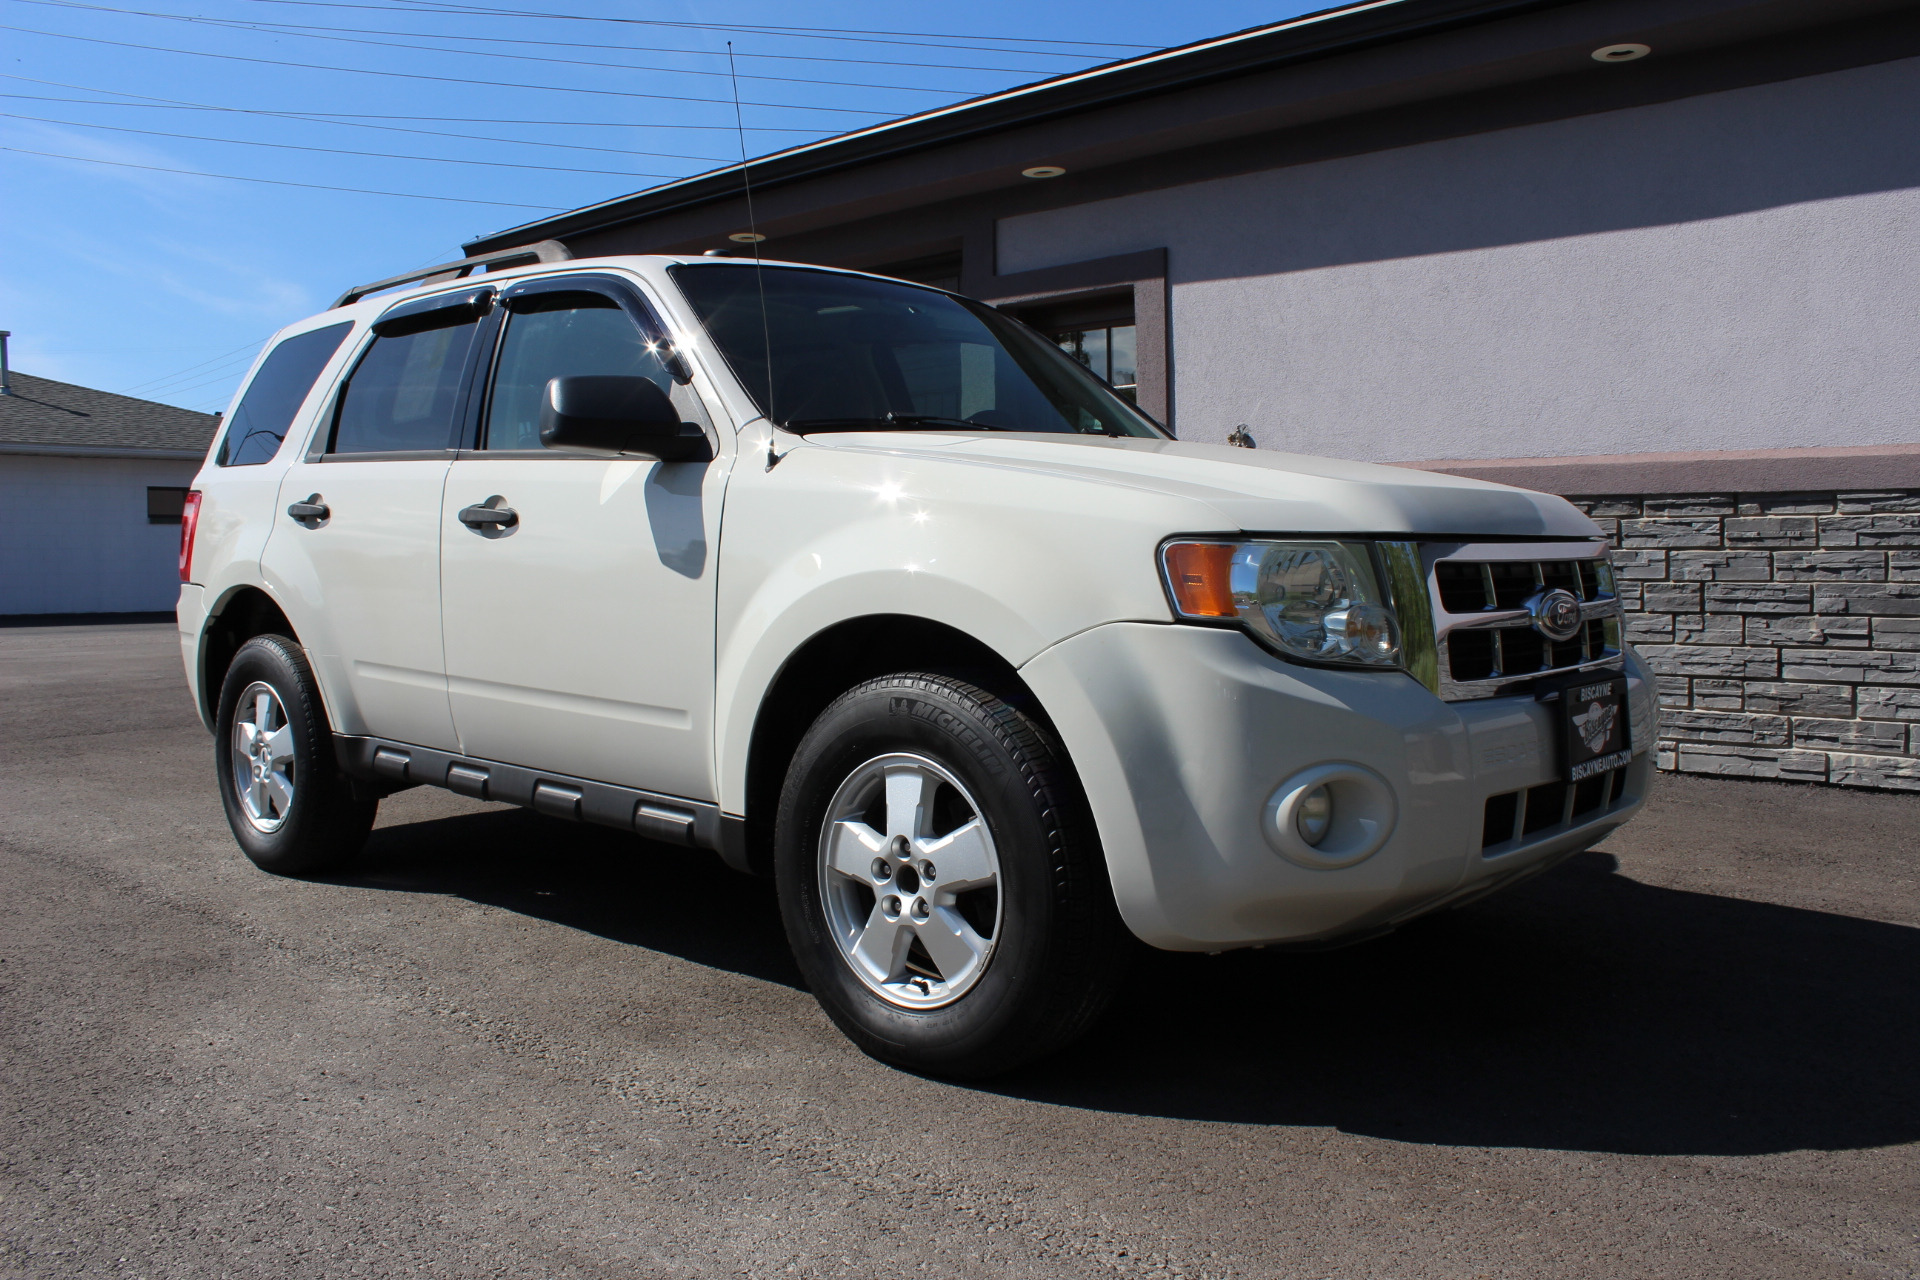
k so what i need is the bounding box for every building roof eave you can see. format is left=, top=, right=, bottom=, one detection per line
left=463, top=0, right=1564, bottom=254
left=0, top=442, right=208, bottom=461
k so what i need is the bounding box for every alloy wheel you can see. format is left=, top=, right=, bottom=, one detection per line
left=230, top=681, right=296, bottom=833
left=816, top=752, right=1002, bottom=1009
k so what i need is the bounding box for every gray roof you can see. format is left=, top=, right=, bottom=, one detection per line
left=0, top=372, right=220, bottom=459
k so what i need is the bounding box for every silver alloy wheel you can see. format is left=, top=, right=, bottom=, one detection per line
left=817, top=752, right=1002, bottom=1009
left=230, top=681, right=297, bottom=833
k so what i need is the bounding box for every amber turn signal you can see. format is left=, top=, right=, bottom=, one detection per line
left=1162, top=542, right=1237, bottom=617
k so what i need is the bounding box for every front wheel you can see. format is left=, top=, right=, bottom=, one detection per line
left=775, top=674, right=1125, bottom=1077
left=213, top=634, right=377, bottom=876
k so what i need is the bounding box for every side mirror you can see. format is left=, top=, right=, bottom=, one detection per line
left=538, top=375, right=712, bottom=462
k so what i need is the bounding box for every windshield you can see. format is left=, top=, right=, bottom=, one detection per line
left=668, top=264, right=1164, bottom=438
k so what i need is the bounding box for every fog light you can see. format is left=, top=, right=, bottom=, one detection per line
left=1262, top=763, right=1398, bottom=870
left=1295, top=784, right=1332, bottom=845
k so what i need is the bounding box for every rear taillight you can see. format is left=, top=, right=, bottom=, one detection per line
left=178, top=490, right=202, bottom=583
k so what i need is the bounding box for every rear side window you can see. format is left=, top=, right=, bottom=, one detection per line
left=217, top=322, right=353, bottom=466
left=330, top=319, right=483, bottom=454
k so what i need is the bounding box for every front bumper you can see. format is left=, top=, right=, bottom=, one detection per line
left=1019, top=622, right=1655, bottom=951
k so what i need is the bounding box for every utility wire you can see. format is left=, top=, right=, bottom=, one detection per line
left=202, top=11, right=1061, bottom=75
left=128, top=358, right=256, bottom=400
left=0, top=90, right=733, bottom=161
left=0, top=145, right=566, bottom=208
left=232, top=0, right=1155, bottom=58
left=0, top=23, right=903, bottom=115
left=13, top=0, right=1008, bottom=94
left=137, top=359, right=262, bottom=400
left=119, top=336, right=266, bottom=394
left=0, top=90, right=734, bottom=160
left=0, top=72, right=825, bottom=132
left=3, top=110, right=691, bottom=177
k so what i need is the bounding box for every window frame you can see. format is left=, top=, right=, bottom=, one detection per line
left=215, top=320, right=355, bottom=468
left=463, top=272, right=694, bottom=459
left=309, top=287, right=498, bottom=463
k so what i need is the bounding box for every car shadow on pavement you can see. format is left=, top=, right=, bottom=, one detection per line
left=341, top=809, right=1917, bottom=1158
left=336, top=805, right=804, bottom=989
left=995, top=850, right=1920, bottom=1157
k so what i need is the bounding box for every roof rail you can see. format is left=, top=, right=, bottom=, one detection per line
left=331, top=239, right=573, bottom=310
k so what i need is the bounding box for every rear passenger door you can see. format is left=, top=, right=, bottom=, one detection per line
left=438, top=273, right=723, bottom=801
left=263, top=288, right=492, bottom=751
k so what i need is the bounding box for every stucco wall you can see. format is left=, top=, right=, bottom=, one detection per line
left=0, top=454, right=201, bottom=615
left=995, top=56, right=1920, bottom=458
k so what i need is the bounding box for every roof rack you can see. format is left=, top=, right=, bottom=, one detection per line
left=331, top=239, right=573, bottom=310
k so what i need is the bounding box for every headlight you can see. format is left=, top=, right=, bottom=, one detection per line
left=1161, top=539, right=1402, bottom=668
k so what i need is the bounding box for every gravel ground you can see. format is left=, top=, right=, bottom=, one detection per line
left=2, top=620, right=1915, bottom=1280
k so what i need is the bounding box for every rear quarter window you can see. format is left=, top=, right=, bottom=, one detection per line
left=217, top=322, right=354, bottom=466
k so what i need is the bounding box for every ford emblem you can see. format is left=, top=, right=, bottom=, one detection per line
left=1531, top=588, right=1584, bottom=643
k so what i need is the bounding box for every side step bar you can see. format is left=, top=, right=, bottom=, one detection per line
left=333, top=735, right=725, bottom=854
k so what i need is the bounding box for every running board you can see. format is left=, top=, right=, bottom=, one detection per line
left=332, top=735, right=723, bottom=853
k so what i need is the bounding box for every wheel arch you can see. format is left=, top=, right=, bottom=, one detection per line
left=199, top=585, right=300, bottom=725
left=734, top=613, right=1064, bottom=877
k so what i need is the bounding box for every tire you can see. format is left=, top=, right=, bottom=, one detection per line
left=213, top=633, right=377, bottom=876
left=775, top=673, right=1126, bottom=1077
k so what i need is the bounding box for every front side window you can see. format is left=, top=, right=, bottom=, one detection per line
left=483, top=292, right=675, bottom=450
left=669, top=264, right=1163, bottom=438
left=331, top=319, right=482, bottom=455
left=218, top=322, right=352, bottom=466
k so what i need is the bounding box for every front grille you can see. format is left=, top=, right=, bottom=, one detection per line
left=1481, top=765, right=1630, bottom=853
left=1428, top=550, right=1623, bottom=699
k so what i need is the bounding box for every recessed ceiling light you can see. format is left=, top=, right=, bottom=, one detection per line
left=729, top=232, right=767, bottom=243
left=1021, top=165, right=1066, bottom=179
left=1591, top=42, right=1651, bottom=62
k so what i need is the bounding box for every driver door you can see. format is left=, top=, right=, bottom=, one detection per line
left=438, top=273, right=726, bottom=801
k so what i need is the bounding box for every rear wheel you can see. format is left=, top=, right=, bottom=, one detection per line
left=213, top=634, right=376, bottom=876
left=775, top=674, right=1125, bottom=1077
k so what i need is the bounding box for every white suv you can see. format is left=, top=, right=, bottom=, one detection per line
left=178, top=244, right=1653, bottom=1076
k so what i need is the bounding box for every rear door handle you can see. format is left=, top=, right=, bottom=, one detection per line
left=286, top=495, right=329, bottom=522
left=458, top=500, right=518, bottom=529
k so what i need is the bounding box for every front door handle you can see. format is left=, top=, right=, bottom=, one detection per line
left=286, top=494, right=329, bottom=522
left=458, top=500, right=518, bottom=530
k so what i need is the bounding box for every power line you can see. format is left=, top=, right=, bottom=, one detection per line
left=0, top=90, right=735, bottom=161
left=0, top=72, right=826, bottom=132
left=133, top=357, right=262, bottom=400
left=215, top=13, right=1067, bottom=75
left=0, top=90, right=733, bottom=161
left=4, top=110, right=692, bottom=177
left=233, top=0, right=1154, bottom=58
left=119, top=336, right=266, bottom=394
left=0, top=145, right=567, bottom=208
left=0, top=23, right=904, bottom=115
left=15, top=0, right=1008, bottom=94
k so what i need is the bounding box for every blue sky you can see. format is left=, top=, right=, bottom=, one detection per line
left=0, top=0, right=1319, bottom=412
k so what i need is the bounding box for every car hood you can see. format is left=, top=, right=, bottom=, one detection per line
left=810, top=432, right=1598, bottom=539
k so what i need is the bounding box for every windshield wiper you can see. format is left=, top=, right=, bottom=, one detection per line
left=781, top=413, right=1013, bottom=433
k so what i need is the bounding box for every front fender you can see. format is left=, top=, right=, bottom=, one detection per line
left=710, top=439, right=1217, bottom=814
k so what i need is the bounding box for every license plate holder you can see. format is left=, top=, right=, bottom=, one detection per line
left=1549, top=674, right=1633, bottom=783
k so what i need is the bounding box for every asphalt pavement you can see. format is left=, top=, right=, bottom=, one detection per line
left=2, top=620, right=1915, bottom=1279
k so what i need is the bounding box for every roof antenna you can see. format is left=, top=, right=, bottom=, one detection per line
left=726, top=42, right=781, bottom=467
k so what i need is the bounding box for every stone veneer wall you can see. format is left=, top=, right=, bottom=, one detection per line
left=1563, top=489, right=1920, bottom=791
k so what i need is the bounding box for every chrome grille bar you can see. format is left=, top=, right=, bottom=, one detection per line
left=1421, top=539, right=1624, bottom=702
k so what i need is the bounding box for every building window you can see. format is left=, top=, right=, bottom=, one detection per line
left=1054, top=325, right=1137, bottom=403
left=147, top=487, right=190, bottom=524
